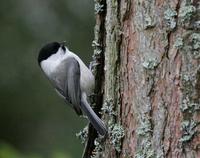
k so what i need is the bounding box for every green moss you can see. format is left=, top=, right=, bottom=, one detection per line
left=164, top=8, right=177, bottom=31
left=109, top=124, right=125, bottom=152
left=142, top=58, right=159, bottom=70
left=179, top=5, right=196, bottom=24
left=76, top=126, right=88, bottom=144
left=174, top=37, right=184, bottom=49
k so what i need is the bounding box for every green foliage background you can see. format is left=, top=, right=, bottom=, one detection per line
left=0, top=0, right=94, bottom=157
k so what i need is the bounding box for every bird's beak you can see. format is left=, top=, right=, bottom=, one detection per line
left=59, top=41, right=66, bottom=47
left=60, top=41, right=67, bottom=52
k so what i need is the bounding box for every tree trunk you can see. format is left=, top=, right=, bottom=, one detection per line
left=83, top=0, right=200, bottom=157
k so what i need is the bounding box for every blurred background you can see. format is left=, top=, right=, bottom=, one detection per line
left=0, top=0, right=94, bottom=157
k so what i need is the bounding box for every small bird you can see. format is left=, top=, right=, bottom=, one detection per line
left=38, top=42, right=107, bottom=136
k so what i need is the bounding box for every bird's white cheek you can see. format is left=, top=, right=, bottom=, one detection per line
left=41, top=60, right=57, bottom=77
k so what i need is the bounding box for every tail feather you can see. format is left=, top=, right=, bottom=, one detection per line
left=80, top=99, right=107, bottom=136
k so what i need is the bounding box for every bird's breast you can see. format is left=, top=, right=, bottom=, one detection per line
left=79, top=65, right=95, bottom=95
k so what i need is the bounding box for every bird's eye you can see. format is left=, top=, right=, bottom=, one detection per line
left=61, top=45, right=66, bottom=52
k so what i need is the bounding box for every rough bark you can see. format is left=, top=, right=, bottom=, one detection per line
left=83, top=0, right=200, bottom=158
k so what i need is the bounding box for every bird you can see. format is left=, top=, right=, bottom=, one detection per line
left=37, top=42, right=107, bottom=136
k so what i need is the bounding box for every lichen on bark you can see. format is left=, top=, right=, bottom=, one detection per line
left=83, top=0, right=200, bottom=157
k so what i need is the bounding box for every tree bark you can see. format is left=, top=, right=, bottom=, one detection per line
left=84, top=0, right=200, bottom=157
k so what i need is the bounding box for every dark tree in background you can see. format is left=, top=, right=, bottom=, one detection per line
left=84, top=0, right=200, bottom=157
left=0, top=1, right=94, bottom=157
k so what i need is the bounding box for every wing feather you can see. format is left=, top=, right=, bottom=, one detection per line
left=53, top=57, right=82, bottom=115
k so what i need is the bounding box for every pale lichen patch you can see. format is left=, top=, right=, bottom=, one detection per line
left=135, top=114, right=154, bottom=158
left=178, top=5, right=197, bottom=28
left=164, top=8, right=177, bottom=31
left=142, top=58, right=159, bottom=70
left=94, top=0, right=104, bottom=14
left=76, top=126, right=88, bottom=144
left=174, top=37, right=184, bottom=49
left=109, top=124, right=125, bottom=152
left=180, top=120, right=200, bottom=144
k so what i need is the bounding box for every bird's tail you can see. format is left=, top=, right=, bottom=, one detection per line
left=80, top=98, right=107, bottom=136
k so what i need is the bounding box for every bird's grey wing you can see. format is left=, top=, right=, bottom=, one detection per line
left=54, top=57, right=107, bottom=135
left=55, top=57, right=82, bottom=115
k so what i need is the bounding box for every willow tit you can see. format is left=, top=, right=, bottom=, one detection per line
left=38, top=42, right=107, bottom=136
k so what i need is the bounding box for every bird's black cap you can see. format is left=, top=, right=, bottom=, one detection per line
left=38, top=42, right=60, bottom=65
